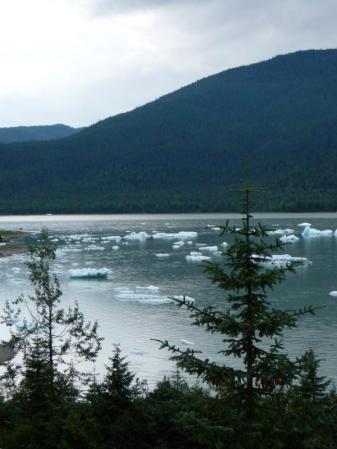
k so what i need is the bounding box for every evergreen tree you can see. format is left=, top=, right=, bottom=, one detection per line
left=156, top=181, right=315, bottom=442
left=2, top=229, right=103, bottom=383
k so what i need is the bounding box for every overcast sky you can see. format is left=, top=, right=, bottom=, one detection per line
left=0, top=0, right=336, bottom=127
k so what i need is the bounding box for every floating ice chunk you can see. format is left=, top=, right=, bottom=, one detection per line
left=172, top=295, right=195, bottom=304
left=298, top=223, right=311, bottom=227
left=115, top=286, right=171, bottom=305
left=123, top=232, right=150, bottom=241
left=50, top=238, right=59, bottom=243
left=173, top=245, right=180, bottom=250
left=280, top=235, right=300, bottom=243
left=186, top=252, right=211, bottom=262
left=267, top=228, right=295, bottom=236
left=83, top=237, right=99, bottom=243
left=155, top=253, right=170, bottom=258
left=329, top=291, right=337, bottom=297
left=136, top=285, right=160, bottom=292
left=68, top=234, right=91, bottom=241
left=187, top=241, right=193, bottom=245
left=85, top=245, right=105, bottom=251
left=199, top=246, right=218, bottom=253
left=112, top=245, right=119, bottom=251
left=69, top=268, right=111, bottom=279
left=180, top=339, right=194, bottom=346
left=253, top=254, right=309, bottom=266
left=152, top=231, right=198, bottom=240
left=302, top=226, right=333, bottom=237
left=221, top=242, right=228, bottom=248
left=102, top=236, right=122, bottom=242
left=173, top=241, right=185, bottom=247
left=211, top=227, right=221, bottom=231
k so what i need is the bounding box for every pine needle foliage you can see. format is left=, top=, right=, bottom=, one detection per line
left=156, top=184, right=315, bottom=420
left=2, top=229, right=103, bottom=383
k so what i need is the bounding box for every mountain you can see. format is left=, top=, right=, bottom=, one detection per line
left=0, top=124, right=82, bottom=143
left=1, top=49, right=337, bottom=214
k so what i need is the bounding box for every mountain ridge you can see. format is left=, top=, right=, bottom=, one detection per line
left=0, top=49, right=337, bottom=213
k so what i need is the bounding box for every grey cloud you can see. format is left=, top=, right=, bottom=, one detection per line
left=89, top=0, right=193, bottom=14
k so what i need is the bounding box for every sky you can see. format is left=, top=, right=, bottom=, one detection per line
left=0, top=0, right=336, bottom=127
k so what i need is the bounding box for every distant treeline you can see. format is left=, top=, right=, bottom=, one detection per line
left=1, top=50, right=337, bottom=212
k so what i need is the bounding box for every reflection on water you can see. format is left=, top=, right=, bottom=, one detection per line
left=0, top=213, right=336, bottom=385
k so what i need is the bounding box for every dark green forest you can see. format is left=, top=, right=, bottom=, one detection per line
left=1, top=49, right=337, bottom=213
left=0, top=191, right=337, bottom=449
left=0, top=124, right=81, bottom=144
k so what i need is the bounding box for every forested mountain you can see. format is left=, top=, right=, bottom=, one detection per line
left=1, top=49, right=337, bottom=213
left=0, top=124, right=82, bottom=143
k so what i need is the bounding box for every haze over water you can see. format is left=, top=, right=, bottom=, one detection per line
left=0, top=213, right=336, bottom=386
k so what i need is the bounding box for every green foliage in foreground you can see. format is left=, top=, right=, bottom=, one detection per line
left=0, top=206, right=336, bottom=448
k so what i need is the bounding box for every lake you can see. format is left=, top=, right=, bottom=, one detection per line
left=0, top=212, right=336, bottom=386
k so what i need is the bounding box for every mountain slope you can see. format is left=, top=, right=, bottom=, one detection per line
left=1, top=49, right=337, bottom=213
left=0, top=124, right=82, bottom=143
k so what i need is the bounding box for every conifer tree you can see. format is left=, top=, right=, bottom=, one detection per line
left=156, top=181, right=315, bottom=423
left=2, top=229, right=103, bottom=384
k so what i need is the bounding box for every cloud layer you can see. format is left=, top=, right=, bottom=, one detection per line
left=0, top=0, right=336, bottom=127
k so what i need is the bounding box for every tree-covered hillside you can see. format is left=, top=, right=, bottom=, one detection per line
left=1, top=49, right=337, bottom=213
left=0, top=124, right=82, bottom=144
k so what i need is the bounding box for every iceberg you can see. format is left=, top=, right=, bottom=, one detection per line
left=329, top=291, right=337, bottom=297
left=252, top=254, right=309, bottom=266
left=186, top=252, right=211, bottom=263
left=152, top=231, right=198, bottom=240
left=115, top=286, right=172, bottom=305
left=267, top=228, right=295, bottom=236
left=199, top=246, right=218, bottom=253
left=112, top=245, right=119, bottom=250
left=298, top=222, right=311, bottom=227
left=155, top=253, right=170, bottom=257
left=180, top=339, right=194, bottom=346
left=173, top=240, right=185, bottom=247
left=102, top=235, right=122, bottom=242
left=302, top=226, right=333, bottom=237
left=280, top=235, right=300, bottom=243
left=123, top=232, right=150, bottom=241
left=172, top=295, right=195, bottom=304
left=69, top=268, right=111, bottom=279
left=85, top=245, right=105, bottom=251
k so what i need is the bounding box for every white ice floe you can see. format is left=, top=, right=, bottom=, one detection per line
left=210, top=227, right=221, bottom=231
left=155, top=253, right=170, bottom=258
left=267, top=228, right=295, bottom=236
left=112, top=246, right=119, bottom=251
left=173, top=245, right=181, bottom=250
left=172, top=295, right=195, bottom=304
left=302, top=226, right=333, bottom=237
left=221, top=242, right=228, bottom=248
left=280, top=235, right=300, bottom=244
left=298, top=223, right=311, bottom=227
left=115, top=286, right=171, bottom=305
left=199, top=246, right=218, bottom=253
left=173, top=241, right=185, bottom=247
left=85, top=245, right=105, bottom=251
left=329, top=291, right=337, bottom=297
left=69, top=268, right=111, bottom=279
left=252, top=254, right=309, bottom=266
left=136, top=285, right=160, bottom=292
left=187, top=241, right=193, bottom=245
left=180, top=339, right=194, bottom=346
left=102, top=236, right=122, bottom=242
left=123, top=231, right=150, bottom=241
left=82, top=237, right=99, bottom=243
left=186, top=252, right=211, bottom=263
left=152, top=231, right=198, bottom=240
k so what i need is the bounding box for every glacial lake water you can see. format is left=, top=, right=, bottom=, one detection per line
left=0, top=212, right=337, bottom=386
